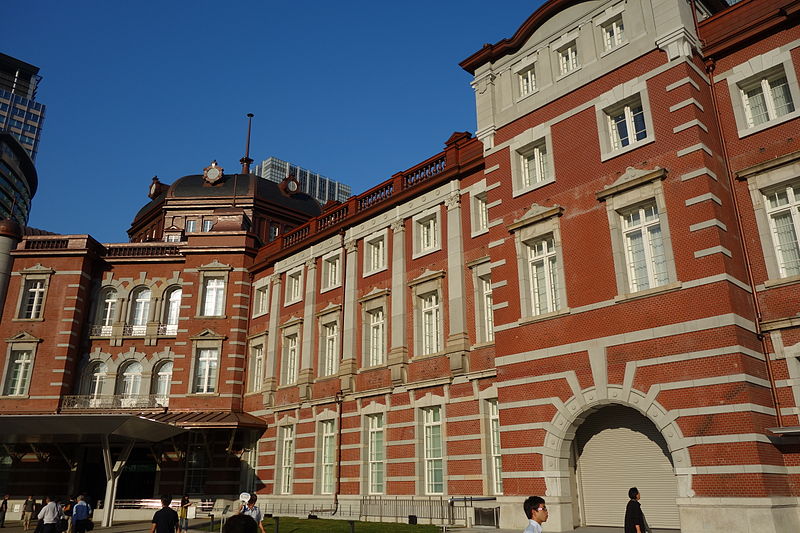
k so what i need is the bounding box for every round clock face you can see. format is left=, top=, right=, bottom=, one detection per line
left=207, top=167, right=221, bottom=180
left=287, top=180, right=298, bottom=192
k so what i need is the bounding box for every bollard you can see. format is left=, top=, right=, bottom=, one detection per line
left=348, top=520, right=355, bottom=533
left=274, top=516, right=280, bottom=533
left=209, top=514, right=215, bottom=532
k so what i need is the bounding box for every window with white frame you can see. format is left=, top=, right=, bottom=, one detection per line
left=473, top=192, right=489, bottom=234
left=249, top=344, right=264, bottom=392
left=601, top=15, right=625, bottom=51
left=193, top=348, right=218, bottom=393
left=320, top=420, right=335, bottom=494
left=85, top=361, right=108, bottom=399
left=364, top=232, right=387, bottom=275
left=478, top=275, right=494, bottom=342
left=279, top=425, right=295, bottom=494
left=367, top=413, right=385, bottom=494
left=117, top=361, right=143, bottom=400
left=201, top=278, right=225, bottom=316
left=520, top=141, right=549, bottom=188
left=185, top=220, right=197, bottom=233
left=558, top=41, right=579, bottom=75
left=606, top=96, right=647, bottom=150
left=282, top=333, right=299, bottom=385
left=488, top=400, right=503, bottom=494
left=163, top=287, right=182, bottom=335
left=153, top=361, right=173, bottom=404
left=620, top=201, right=669, bottom=292
left=3, top=349, right=32, bottom=396
left=519, top=65, right=536, bottom=97
left=95, top=287, right=117, bottom=335
left=527, top=234, right=561, bottom=315
left=253, top=282, right=268, bottom=317
left=365, top=307, right=386, bottom=366
left=319, top=319, right=339, bottom=377
left=763, top=181, right=800, bottom=277
left=420, top=292, right=441, bottom=355
left=413, top=209, right=441, bottom=257
left=128, top=287, right=151, bottom=335
left=202, top=219, right=214, bottom=232
left=18, top=279, right=45, bottom=319
left=321, top=253, right=341, bottom=291
left=739, top=67, right=795, bottom=128
left=423, top=406, right=444, bottom=495
left=285, top=268, right=303, bottom=305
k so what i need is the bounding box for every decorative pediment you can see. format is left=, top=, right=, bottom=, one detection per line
left=198, top=260, right=232, bottom=272
left=281, top=315, right=303, bottom=329
left=409, top=269, right=445, bottom=287
left=596, top=166, right=667, bottom=201
left=358, top=287, right=390, bottom=303
left=316, top=302, right=342, bottom=317
left=20, top=264, right=55, bottom=275
left=6, top=331, right=42, bottom=344
left=189, top=328, right=227, bottom=340
left=507, top=203, right=563, bottom=231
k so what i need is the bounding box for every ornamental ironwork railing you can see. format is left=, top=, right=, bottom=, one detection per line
left=61, top=394, right=168, bottom=410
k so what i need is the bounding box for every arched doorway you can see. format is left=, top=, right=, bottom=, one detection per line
left=573, top=405, right=680, bottom=529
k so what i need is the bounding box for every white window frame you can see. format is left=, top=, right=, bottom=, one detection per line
left=319, top=317, right=339, bottom=377
left=202, top=219, right=214, bottom=232
left=412, top=207, right=441, bottom=259
left=117, top=361, right=143, bottom=402
left=17, top=277, right=48, bottom=320
left=193, top=348, right=219, bottom=394
left=152, top=360, right=173, bottom=405
left=620, top=201, right=670, bottom=293
left=509, top=125, right=555, bottom=197
left=2, top=349, right=33, bottom=396
left=284, top=267, right=304, bottom=306
left=557, top=41, right=579, bottom=76
left=606, top=97, right=648, bottom=151
left=488, top=399, right=503, bottom=495
left=201, top=277, right=225, bottom=317
left=363, top=230, right=388, bottom=276
left=319, top=419, right=336, bottom=495
left=128, top=286, right=151, bottom=335
left=595, top=86, right=655, bottom=161
left=248, top=343, right=264, bottom=393
left=366, top=413, right=385, bottom=494
left=95, top=287, right=118, bottom=336
left=600, top=14, right=625, bottom=53
left=281, top=331, right=299, bottom=385
left=420, top=291, right=441, bottom=356
left=479, top=275, right=494, bottom=343
left=518, top=64, right=536, bottom=99
left=471, top=192, right=489, bottom=236
left=526, top=234, right=561, bottom=316
left=321, top=250, right=342, bottom=292
left=422, top=406, right=444, bottom=495
left=279, top=425, right=295, bottom=494
left=366, top=307, right=386, bottom=367
left=252, top=280, right=269, bottom=317
left=163, top=286, right=182, bottom=335
left=185, top=219, right=197, bottom=233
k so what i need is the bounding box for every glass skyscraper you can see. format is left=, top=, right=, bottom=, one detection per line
left=0, top=53, right=46, bottom=161
left=253, top=156, right=352, bottom=205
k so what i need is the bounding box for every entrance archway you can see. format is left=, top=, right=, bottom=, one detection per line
left=573, top=405, right=680, bottom=529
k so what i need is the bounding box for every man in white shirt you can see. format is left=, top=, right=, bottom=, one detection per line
left=522, top=495, right=548, bottom=533
left=37, top=496, right=61, bottom=533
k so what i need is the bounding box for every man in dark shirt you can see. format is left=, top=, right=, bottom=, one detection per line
left=624, top=487, right=647, bottom=533
left=150, top=496, right=178, bottom=533
left=0, top=494, right=8, bottom=528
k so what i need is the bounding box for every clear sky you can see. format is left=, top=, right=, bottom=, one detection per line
left=3, top=1, right=542, bottom=243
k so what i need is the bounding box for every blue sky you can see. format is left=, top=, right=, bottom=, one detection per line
left=3, top=1, right=541, bottom=242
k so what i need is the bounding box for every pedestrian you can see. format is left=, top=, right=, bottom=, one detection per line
left=177, top=496, right=191, bottom=533
left=149, top=495, right=178, bottom=533
left=522, top=495, right=548, bottom=533
left=222, top=515, right=257, bottom=533
left=71, top=496, right=91, bottom=533
left=37, top=496, right=60, bottom=533
left=624, top=487, right=649, bottom=533
left=0, top=494, right=8, bottom=528
left=238, top=495, right=265, bottom=533
left=22, top=496, right=36, bottom=531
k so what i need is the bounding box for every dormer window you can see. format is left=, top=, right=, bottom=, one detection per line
left=601, top=16, right=625, bottom=51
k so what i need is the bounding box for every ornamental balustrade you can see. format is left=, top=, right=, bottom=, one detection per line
left=61, top=394, right=168, bottom=410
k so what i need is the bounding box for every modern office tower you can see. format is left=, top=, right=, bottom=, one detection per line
left=253, top=156, right=352, bottom=204
left=0, top=132, right=37, bottom=226
left=0, top=53, right=46, bottom=161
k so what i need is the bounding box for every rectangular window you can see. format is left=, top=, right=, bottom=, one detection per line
left=320, top=420, right=335, bottom=494
left=202, top=219, right=214, bottom=232
left=322, top=254, right=341, bottom=291
left=473, top=193, right=489, bottom=233
left=764, top=181, right=800, bottom=277
left=367, top=413, right=385, bottom=494
left=421, top=292, right=441, bottom=355
left=366, top=308, right=386, bottom=366
left=19, top=279, right=45, bottom=319
left=249, top=344, right=264, bottom=393
left=3, top=349, right=32, bottom=396
left=280, top=426, right=295, bottom=494
left=621, top=202, right=668, bottom=292
left=607, top=98, right=647, bottom=150
left=202, top=278, right=225, bottom=316
left=193, top=348, right=218, bottom=393
left=364, top=234, right=386, bottom=274
left=283, top=334, right=298, bottom=384
left=320, top=321, right=339, bottom=377
left=185, top=220, right=197, bottom=233
left=423, top=406, right=444, bottom=495
left=520, top=142, right=549, bottom=188
left=740, top=68, right=796, bottom=128
left=602, top=16, right=625, bottom=51
left=418, top=215, right=438, bottom=253
left=253, top=284, right=268, bottom=316
left=479, top=275, right=494, bottom=342
left=527, top=234, right=560, bottom=315
left=488, top=400, right=503, bottom=494
left=519, top=65, right=536, bottom=97
left=285, top=270, right=303, bottom=304
left=558, top=41, right=579, bottom=75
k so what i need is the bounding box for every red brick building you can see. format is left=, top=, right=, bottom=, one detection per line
left=1, top=0, right=800, bottom=531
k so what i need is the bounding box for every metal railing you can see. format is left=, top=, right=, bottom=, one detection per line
left=89, top=324, right=113, bottom=337
left=105, top=243, right=183, bottom=257
left=359, top=496, right=467, bottom=525
left=157, top=323, right=178, bottom=335
left=62, top=394, right=169, bottom=410
left=122, top=324, right=146, bottom=336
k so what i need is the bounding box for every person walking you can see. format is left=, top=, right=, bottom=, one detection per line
left=238, top=495, right=265, bottom=533
left=0, top=494, right=8, bottom=528
left=177, top=496, right=191, bottom=533
left=149, top=495, right=178, bottom=533
left=22, top=496, right=36, bottom=531
left=37, top=496, right=60, bottom=533
left=522, top=496, right=548, bottom=533
left=71, top=496, right=91, bottom=533
left=624, top=487, right=648, bottom=533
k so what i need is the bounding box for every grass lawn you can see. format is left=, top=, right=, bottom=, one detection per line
left=203, top=516, right=440, bottom=533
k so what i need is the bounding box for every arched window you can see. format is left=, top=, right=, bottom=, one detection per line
left=83, top=362, right=108, bottom=407
left=128, top=287, right=151, bottom=335
left=94, top=288, right=117, bottom=336
left=152, top=361, right=173, bottom=406
left=162, top=287, right=182, bottom=335
left=117, top=361, right=143, bottom=405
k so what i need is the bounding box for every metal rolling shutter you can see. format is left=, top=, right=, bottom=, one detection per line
left=575, top=405, right=680, bottom=529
